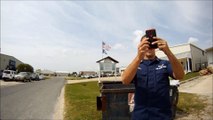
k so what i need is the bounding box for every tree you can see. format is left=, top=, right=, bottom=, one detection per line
left=17, top=64, right=34, bottom=73
left=71, top=72, right=78, bottom=77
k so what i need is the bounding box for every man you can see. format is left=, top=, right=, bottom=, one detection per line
left=121, top=35, right=184, bottom=120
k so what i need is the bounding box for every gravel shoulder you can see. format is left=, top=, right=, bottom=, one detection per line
left=53, top=85, right=65, bottom=120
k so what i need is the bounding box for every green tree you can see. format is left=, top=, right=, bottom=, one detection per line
left=71, top=72, right=78, bottom=77
left=17, top=64, right=34, bottom=73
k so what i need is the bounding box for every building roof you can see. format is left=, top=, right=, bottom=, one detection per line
left=156, top=43, right=206, bottom=59
left=0, top=53, right=23, bottom=64
left=96, top=56, right=119, bottom=63
left=157, top=43, right=205, bottom=52
left=205, top=47, right=213, bottom=52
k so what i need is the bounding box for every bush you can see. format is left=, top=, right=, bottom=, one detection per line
left=17, top=64, right=34, bottom=73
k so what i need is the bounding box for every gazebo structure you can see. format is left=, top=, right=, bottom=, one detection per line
left=96, top=56, right=119, bottom=82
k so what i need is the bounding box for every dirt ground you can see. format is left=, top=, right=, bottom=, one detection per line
left=176, top=74, right=213, bottom=120
left=0, top=80, right=24, bottom=87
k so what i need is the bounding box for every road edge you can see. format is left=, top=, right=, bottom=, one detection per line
left=53, top=85, right=65, bottom=120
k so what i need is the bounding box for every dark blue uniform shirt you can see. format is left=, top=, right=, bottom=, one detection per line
left=132, top=58, right=174, bottom=120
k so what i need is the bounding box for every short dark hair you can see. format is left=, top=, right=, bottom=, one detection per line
left=141, top=35, right=146, bottom=41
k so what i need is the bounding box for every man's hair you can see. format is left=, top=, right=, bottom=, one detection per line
left=141, top=35, right=146, bottom=41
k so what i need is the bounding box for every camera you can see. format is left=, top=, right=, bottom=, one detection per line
left=145, top=29, right=158, bottom=49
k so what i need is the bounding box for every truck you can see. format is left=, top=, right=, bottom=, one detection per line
left=2, top=70, right=16, bottom=80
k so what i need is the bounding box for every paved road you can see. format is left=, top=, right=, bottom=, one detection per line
left=179, top=74, right=213, bottom=97
left=0, top=77, right=65, bottom=120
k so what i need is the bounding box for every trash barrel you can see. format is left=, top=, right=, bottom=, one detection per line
left=97, top=81, right=135, bottom=120
left=97, top=80, right=179, bottom=120
left=170, top=85, right=179, bottom=119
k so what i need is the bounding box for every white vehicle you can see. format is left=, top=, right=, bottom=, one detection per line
left=2, top=70, right=16, bottom=80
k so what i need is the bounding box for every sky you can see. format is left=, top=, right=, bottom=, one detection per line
left=1, top=1, right=212, bottom=73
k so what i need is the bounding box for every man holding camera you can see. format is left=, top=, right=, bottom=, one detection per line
left=121, top=29, right=184, bottom=120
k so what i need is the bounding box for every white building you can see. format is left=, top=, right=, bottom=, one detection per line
left=96, top=56, right=119, bottom=76
left=205, top=47, right=213, bottom=65
left=0, top=53, right=23, bottom=71
left=156, top=43, right=207, bottom=73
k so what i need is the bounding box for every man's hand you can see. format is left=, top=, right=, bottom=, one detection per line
left=152, top=37, right=184, bottom=80
left=152, top=37, right=171, bottom=55
left=137, top=37, right=150, bottom=60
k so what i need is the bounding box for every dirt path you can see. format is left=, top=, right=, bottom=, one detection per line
left=177, top=74, right=213, bottom=120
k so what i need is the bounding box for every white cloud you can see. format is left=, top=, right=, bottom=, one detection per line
left=132, top=30, right=144, bottom=48
left=1, top=1, right=212, bottom=72
left=112, top=43, right=126, bottom=50
left=188, top=37, right=199, bottom=45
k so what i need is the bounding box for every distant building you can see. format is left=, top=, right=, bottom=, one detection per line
left=205, top=47, right=213, bottom=65
left=56, top=71, right=70, bottom=76
left=40, top=69, right=55, bottom=76
left=0, top=53, right=23, bottom=71
left=119, top=66, right=126, bottom=76
left=96, top=56, right=119, bottom=76
left=79, top=71, right=97, bottom=77
left=156, top=43, right=207, bottom=72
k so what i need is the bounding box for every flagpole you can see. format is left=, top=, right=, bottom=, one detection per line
left=99, top=40, right=103, bottom=84
left=102, top=40, right=103, bottom=59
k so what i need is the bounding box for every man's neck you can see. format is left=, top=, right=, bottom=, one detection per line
left=144, top=56, right=156, bottom=60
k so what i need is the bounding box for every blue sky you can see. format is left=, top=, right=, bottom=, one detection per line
left=1, top=1, right=212, bottom=72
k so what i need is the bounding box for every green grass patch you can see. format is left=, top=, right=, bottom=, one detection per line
left=170, top=72, right=199, bottom=81
left=177, top=92, right=207, bottom=114
left=64, top=82, right=102, bottom=120
left=182, top=72, right=199, bottom=81
left=64, top=82, right=207, bottom=120
left=64, top=76, right=84, bottom=80
left=44, top=76, right=51, bottom=80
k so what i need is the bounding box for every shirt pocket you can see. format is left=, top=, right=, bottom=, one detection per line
left=156, top=68, right=168, bottom=83
left=136, top=70, right=147, bottom=88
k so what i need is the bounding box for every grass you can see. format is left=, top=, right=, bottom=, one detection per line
left=44, top=76, right=51, bottom=80
left=64, top=82, right=207, bottom=120
left=182, top=72, right=200, bottom=81
left=64, top=76, right=84, bottom=80
left=64, top=82, right=102, bottom=120
left=177, top=92, right=207, bottom=115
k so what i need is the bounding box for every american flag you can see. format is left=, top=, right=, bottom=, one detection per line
left=102, top=42, right=111, bottom=54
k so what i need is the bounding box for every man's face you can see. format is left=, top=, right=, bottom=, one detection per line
left=145, top=48, right=156, bottom=59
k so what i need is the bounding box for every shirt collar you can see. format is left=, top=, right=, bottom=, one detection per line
left=141, top=57, right=161, bottom=65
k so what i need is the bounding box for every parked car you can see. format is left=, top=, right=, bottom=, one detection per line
left=2, top=70, right=16, bottom=80
left=81, top=75, right=93, bottom=79
left=39, top=74, right=44, bottom=80
left=15, top=72, right=31, bottom=82
left=30, top=73, right=39, bottom=81
left=0, top=70, right=3, bottom=79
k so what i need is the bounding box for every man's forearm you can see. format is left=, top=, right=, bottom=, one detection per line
left=165, top=50, right=184, bottom=80
left=121, top=56, right=141, bottom=84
